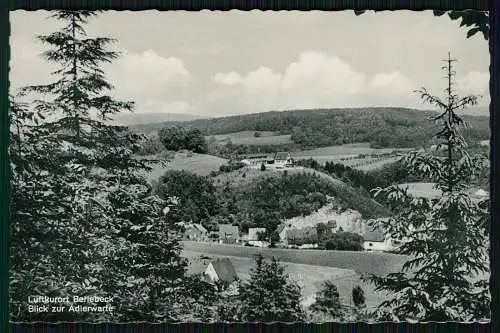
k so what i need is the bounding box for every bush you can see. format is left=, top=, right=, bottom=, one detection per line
left=137, top=135, right=164, bottom=155
left=323, top=232, right=363, bottom=251
left=219, top=161, right=246, bottom=173
left=159, top=126, right=208, bottom=153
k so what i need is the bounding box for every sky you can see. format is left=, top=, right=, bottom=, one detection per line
left=10, top=10, right=490, bottom=117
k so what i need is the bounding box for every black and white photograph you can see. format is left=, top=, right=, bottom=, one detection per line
left=9, top=9, right=491, bottom=323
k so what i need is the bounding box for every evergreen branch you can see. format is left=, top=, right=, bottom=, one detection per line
left=415, top=88, right=447, bottom=110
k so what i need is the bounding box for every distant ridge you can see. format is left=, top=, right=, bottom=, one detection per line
left=111, top=112, right=209, bottom=126
left=129, top=107, right=489, bottom=136
left=459, top=106, right=489, bottom=117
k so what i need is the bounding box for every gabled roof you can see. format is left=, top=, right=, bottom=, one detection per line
left=276, top=224, right=286, bottom=234
left=239, top=153, right=272, bottom=159
left=363, top=227, right=386, bottom=242
left=193, top=223, right=207, bottom=234
left=209, top=258, right=238, bottom=283
left=218, top=224, right=239, bottom=237
left=274, top=152, right=291, bottom=160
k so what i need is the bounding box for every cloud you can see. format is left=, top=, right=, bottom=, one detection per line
left=10, top=41, right=195, bottom=114
left=369, top=71, right=415, bottom=95
left=143, top=100, right=193, bottom=113
left=213, top=71, right=242, bottom=86
left=212, top=52, right=416, bottom=111
left=10, top=37, right=56, bottom=91
left=457, top=71, right=489, bottom=96
left=105, top=50, right=194, bottom=112
left=282, top=52, right=366, bottom=95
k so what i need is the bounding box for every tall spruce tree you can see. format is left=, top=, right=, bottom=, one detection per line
left=237, top=255, right=305, bottom=322
left=364, top=53, right=490, bottom=322
left=11, top=11, right=193, bottom=322
left=310, top=281, right=343, bottom=321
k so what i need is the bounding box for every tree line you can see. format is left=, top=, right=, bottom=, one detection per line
left=133, top=107, right=489, bottom=150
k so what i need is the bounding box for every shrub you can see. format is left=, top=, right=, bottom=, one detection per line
left=323, top=232, right=363, bottom=251
left=137, top=135, right=164, bottom=155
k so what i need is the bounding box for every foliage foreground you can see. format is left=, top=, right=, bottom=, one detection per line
left=364, top=54, right=490, bottom=322
left=8, top=9, right=491, bottom=324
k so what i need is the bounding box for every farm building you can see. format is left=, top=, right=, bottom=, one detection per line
left=273, top=152, right=293, bottom=168
left=277, top=224, right=287, bottom=242
left=183, top=223, right=208, bottom=241
left=238, top=152, right=293, bottom=169
left=204, top=258, right=238, bottom=283
left=208, top=231, right=219, bottom=242
left=362, top=226, right=401, bottom=252
left=238, top=153, right=273, bottom=166
left=218, top=224, right=240, bottom=244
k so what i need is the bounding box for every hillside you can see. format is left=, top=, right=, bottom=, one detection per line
left=141, top=152, right=228, bottom=182
left=281, top=204, right=366, bottom=235
left=112, top=112, right=208, bottom=126
left=206, top=130, right=293, bottom=146
left=213, top=166, right=391, bottom=221
left=130, top=107, right=489, bottom=149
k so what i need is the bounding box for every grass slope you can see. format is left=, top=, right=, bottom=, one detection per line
left=207, top=131, right=293, bottom=146
left=183, top=249, right=386, bottom=309
left=183, top=241, right=406, bottom=308
left=143, top=152, right=228, bottom=182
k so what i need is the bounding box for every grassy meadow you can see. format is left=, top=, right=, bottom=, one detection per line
left=142, top=152, right=228, bottom=182
left=206, top=131, right=293, bottom=146
left=183, top=250, right=388, bottom=309
left=182, top=241, right=407, bottom=308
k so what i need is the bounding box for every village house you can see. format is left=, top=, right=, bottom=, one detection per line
left=183, top=223, right=208, bottom=241
left=218, top=224, right=240, bottom=244
left=204, top=258, right=238, bottom=284
left=363, top=227, right=401, bottom=252
left=277, top=223, right=290, bottom=243
left=238, top=153, right=272, bottom=167
left=208, top=231, right=219, bottom=242
left=273, top=152, right=293, bottom=168
left=238, top=152, right=293, bottom=169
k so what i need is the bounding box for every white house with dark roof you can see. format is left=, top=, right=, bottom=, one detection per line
left=238, top=153, right=273, bottom=167
left=183, top=223, right=208, bottom=241
left=204, top=258, right=238, bottom=284
left=362, top=222, right=402, bottom=252
left=273, top=152, right=293, bottom=168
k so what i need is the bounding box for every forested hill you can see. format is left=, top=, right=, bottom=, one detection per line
left=131, top=107, right=490, bottom=149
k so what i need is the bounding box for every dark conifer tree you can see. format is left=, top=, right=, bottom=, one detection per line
left=10, top=11, right=194, bottom=322
left=364, top=54, right=490, bottom=322
left=310, top=281, right=343, bottom=321
left=237, top=255, right=304, bottom=322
